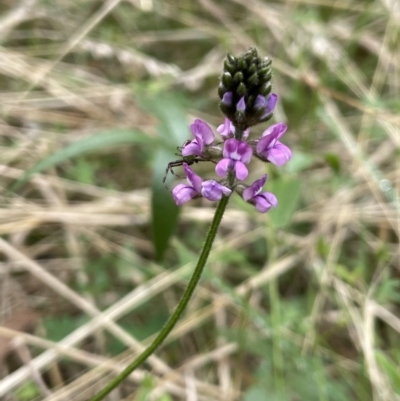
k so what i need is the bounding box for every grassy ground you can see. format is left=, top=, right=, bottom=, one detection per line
left=0, top=0, right=399, bottom=400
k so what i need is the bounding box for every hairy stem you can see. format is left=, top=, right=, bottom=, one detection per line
left=89, top=195, right=230, bottom=401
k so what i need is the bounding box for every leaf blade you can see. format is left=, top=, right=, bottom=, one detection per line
left=10, top=129, right=150, bottom=191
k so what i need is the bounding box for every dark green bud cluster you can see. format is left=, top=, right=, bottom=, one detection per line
left=218, top=47, right=273, bottom=129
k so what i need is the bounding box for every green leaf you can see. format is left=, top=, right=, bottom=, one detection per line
left=107, top=311, right=167, bottom=354
left=143, top=90, right=191, bottom=260
left=285, top=151, right=314, bottom=173
left=152, top=149, right=180, bottom=260
left=324, top=152, right=341, bottom=173
left=376, top=351, right=400, bottom=394
left=43, top=315, right=89, bottom=342
left=334, top=263, right=362, bottom=285
left=244, top=386, right=273, bottom=401
left=10, top=129, right=150, bottom=191
left=268, top=177, right=301, bottom=228
left=66, top=157, right=99, bottom=184
left=14, top=381, right=41, bottom=401
left=136, top=90, right=190, bottom=147
left=316, top=236, right=330, bottom=258
left=375, top=278, right=400, bottom=304
left=135, top=376, right=155, bottom=401
left=157, top=394, right=173, bottom=401
left=173, top=238, right=197, bottom=266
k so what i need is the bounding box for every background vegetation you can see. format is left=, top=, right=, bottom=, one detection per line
left=0, top=0, right=399, bottom=400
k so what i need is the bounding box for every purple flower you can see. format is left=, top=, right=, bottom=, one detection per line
left=256, top=122, right=292, bottom=166
left=202, top=180, right=232, bottom=201
left=217, top=117, right=232, bottom=137
left=242, top=175, right=278, bottom=213
left=254, top=95, right=267, bottom=109
left=260, top=93, right=278, bottom=119
left=222, top=92, right=233, bottom=107
left=237, top=96, right=246, bottom=112
left=215, top=138, right=253, bottom=180
left=172, top=163, right=203, bottom=205
left=182, top=119, right=215, bottom=157
left=172, top=163, right=231, bottom=205
left=217, top=118, right=250, bottom=139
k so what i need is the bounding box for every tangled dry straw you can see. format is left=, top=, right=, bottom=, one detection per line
left=0, top=0, right=399, bottom=400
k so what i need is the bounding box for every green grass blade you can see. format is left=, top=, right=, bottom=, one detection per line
left=10, top=129, right=150, bottom=192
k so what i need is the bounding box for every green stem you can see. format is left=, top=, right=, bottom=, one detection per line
left=89, top=195, right=230, bottom=401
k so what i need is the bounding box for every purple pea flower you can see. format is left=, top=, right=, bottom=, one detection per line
left=217, top=118, right=250, bottom=139
left=182, top=119, right=215, bottom=157
left=260, top=93, right=278, bottom=119
left=172, top=163, right=231, bottom=205
left=217, top=117, right=232, bottom=137
left=237, top=96, right=246, bottom=112
left=215, top=138, right=253, bottom=180
left=172, top=163, right=203, bottom=205
left=242, top=175, right=278, bottom=213
left=254, top=94, right=267, bottom=109
left=201, top=180, right=232, bottom=201
left=256, top=122, right=292, bottom=166
left=222, top=92, right=233, bottom=107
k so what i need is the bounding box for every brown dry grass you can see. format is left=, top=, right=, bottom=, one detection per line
left=0, top=0, right=399, bottom=400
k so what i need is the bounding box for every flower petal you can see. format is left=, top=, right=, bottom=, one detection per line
left=265, top=143, right=292, bottom=166
left=234, top=161, right=248, bottom=180
left=191, top=119, right=215, bottom=145
left=258, top=191, right=278, bottom=208
left=223, top=138, right=239, bottom=158
left=172, top=184, right=198, bottom=206
left=217, top=117, right=232, bottom=137
left=215, top=158, right=231, bottom=177
left=237, top=141, right=253, bottom=164
left=182, top=140, right=201, bottom=156
left=237, top=96, right=246, bottom=112
left=242, top=175, right=268, bottom=201
left=261, top=93, right=278, bottom=118
left=222, top=92, right=233, bottom=107
left=253, top=196, right=274, bottom=213
left=257, top=132, right=275, bottom=155
left=221, top=185, right=233, bottom=196
left=183, top=163, right=203, bottom=192
left=256, top=129, right=285, bottom=158
left=261, top=122, right=287, bottom=140
left=201, top=180, right=232, bottom=201
left=254, top=95, right=266, bottom=109
left=223, top=139, right=252, bottom=163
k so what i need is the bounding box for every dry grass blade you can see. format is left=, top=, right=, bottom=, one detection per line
left=0, top=0, right=399, bottom=399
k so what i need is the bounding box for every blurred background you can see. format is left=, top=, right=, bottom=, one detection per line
left=0, top=0, right=399, bottom=400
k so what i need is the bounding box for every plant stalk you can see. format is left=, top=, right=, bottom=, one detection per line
left=89, top=195, right=230, bottom=401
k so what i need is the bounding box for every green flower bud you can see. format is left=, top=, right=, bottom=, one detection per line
left=258, top=65, right=272, bottom=76
left=237, top=57, right=246, bottom=71
left=260, top=82, right=272, bottom=96
left=224, top=59, right=236, bottom=74
left=248, top=72, right=259, bottom=86
left=227, top=54, right=236, bottom=64
left=233, top=72, right=244, bottom=83
left=248, top=64, right=257, bottom=75
left=222, top=72, right=233, bottom=88
left=218, top=83, right=226, bottom=99
left=237, top=82, right=247, bottom=96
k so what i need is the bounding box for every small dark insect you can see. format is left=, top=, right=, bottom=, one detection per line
left=163, top=155, right=209, bottom=189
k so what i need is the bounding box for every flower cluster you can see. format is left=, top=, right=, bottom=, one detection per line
left=169, top=48, right=292, bottom=213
